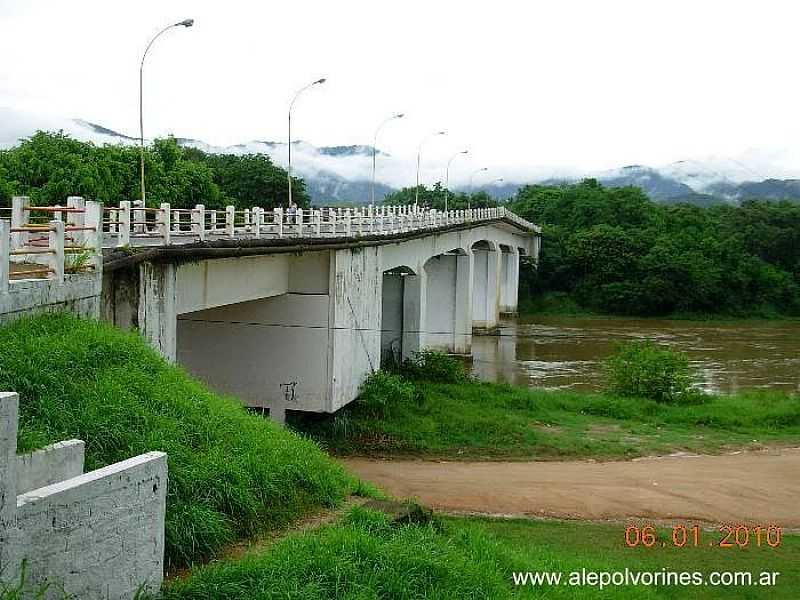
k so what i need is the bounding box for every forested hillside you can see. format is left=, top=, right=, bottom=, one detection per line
left=509, top=179, right=800, bottom=317
left=0, top=131, right=310, bottom=209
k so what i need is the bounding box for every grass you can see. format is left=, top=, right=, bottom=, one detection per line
left=161, top=508, right=800, bottom=599
left=0, top=314, right=359, bottom=570
left=290, top=377, right=800, bottom=459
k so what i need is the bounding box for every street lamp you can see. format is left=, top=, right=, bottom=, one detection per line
left=139, top=18, right=194, bottom=205
left=288, top=77, right=327, bottom=207
left=468, top=167, right=489, bottom=209
left=371, top=113, right=404, bottom=205
left=415, top=130, right=446, bottom=207
left=444, top=150, right=468, bottom=212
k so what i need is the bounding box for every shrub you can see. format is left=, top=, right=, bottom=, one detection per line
left=604, top=341, right=691, bottom=403
left=400, top=350, right=468, bottom=383
left=356, top=371, right=419, bottom=418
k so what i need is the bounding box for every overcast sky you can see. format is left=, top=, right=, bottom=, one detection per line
left=3, top=0, right=800, bottom=184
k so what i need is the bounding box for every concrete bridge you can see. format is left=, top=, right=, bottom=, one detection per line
left=4, top=197, right=540, bottom=422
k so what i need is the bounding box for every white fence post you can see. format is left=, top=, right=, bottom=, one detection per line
left=275, top=207, right=283, bottom=238
left=132, top=200, right=146, bottom=234
left=171, top=210, right=180, bottom=233
left=252, top=207, right=263, bottom=238
left=225, top=205, right=235, bottom=237
left=210, top=210, right=217, bottom=233
left=159, top=203, right=171, bottom=245
left=345, top=208, right=352, bottom=237
left=192, top=204, right=206, bottom=241
left=10, top=196, right=29, bottom=250
left=118, top=201, right=131, bottom=247
left=49, top=220, right=64, bottom=283
left=296, top=208, right=304, bottom=237
left=315, top=209, right=322, bottom=236
left=0, top=220, right=9, bottom=294
left=84, top=200, right=102, bottom=272
left=66, top=196, right=86, bottom=246
left=244, top=208, right=251, bottom=232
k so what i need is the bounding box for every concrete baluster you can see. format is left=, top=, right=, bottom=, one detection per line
left=275, top=207, right=283, bottom=238
left=49, top=220, right=64, bottom=284
left=0, top=220, right=9, bottom=294
left=244, top=208, right=251, bottom=233
left=252, top=207, right=263, bottom=238
left=296, top=208, right=304, bottom=237
left=315, top=209, right=322, bottom=236
left=66, top=196, right=86, bottom=246
left=132, top=200, right=146, bottom=234
left=118, top=201, right=131, bottom=247
left=192, top=204, right=206, bottom=241
left=210, top=210, right=217, bottom=233
left=356, top=208, right=363, bottom=236
left=159, top=203, right=171, bottom=245
left=11, top=196, right=29, bottom=251
left=225, top=205, right=235, bottom=237
left=84, top=200, right=102, bottom=271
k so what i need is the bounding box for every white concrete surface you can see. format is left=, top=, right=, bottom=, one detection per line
left=0, top=392, right=167, bottom=599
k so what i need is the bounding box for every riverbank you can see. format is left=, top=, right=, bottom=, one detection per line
left=289, top=379, right=800, bottom=460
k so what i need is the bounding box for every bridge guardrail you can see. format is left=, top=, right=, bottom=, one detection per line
left=101, top=201, right=538, bottom=248
left=1, top=197, right=102, bottom=291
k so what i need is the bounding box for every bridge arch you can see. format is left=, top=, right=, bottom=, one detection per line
left=471, top=239, right=501, bottom=329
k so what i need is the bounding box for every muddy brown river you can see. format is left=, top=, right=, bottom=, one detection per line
left=471, top=316, right=800, bottom=394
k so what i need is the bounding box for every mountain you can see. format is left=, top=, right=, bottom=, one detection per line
left=2, top=107, right=799, bottom=205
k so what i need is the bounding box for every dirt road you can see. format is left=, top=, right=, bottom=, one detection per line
left=342, top=448, right=800, bottom=527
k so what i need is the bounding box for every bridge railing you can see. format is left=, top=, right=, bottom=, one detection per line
left=1, top=197, right=102, bottom=291
left=100, top=201, right=537, bottom=248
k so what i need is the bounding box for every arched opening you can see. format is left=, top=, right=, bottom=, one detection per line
left=423, top=249, right=470, bottom=354
left=498, top=244, right=518, bottom=314
left=380, top=265, right=417, bottom=366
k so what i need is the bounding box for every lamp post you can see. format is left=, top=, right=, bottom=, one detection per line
left=139, top=18, right=194, bottom=205
left=288, top=77, right=326, bottom=207
left=371, top=113, right=404, bottom=205
left=415, top=130, right=446, bottom=208
left=468, top=167, right=489, bottom=209
left=444, top=149, right=468, bottom=212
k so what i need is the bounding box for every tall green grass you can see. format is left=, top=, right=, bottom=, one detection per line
left=292, top=371, right=800, bottom=459
left=0, top=314, right=356, bottom=569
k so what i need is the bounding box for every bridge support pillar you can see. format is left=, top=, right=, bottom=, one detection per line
left=472, top=245, right=500, bottom=330
left=139, top=262, right=177, bottom=362
left=401, top=268, right=426, bottom=360
left=500, top=247, right=519, bottom=314
left=422, top=252, right=472, bottom=355
left=454, top=252, right=473, bottom=354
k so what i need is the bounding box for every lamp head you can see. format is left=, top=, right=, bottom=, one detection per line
left=437, top=130, right=446, bottom=135
left=176, top=18, right=194, bottom=27
left=314, top=78, right=327, bottom=85
left=395, top=113, right=405, bottom=119
left=461, top=150, right=469, bottom=154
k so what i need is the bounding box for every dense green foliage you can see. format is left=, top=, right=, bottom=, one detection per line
left=0, top=131, right=309, bottom=209
left=163, top=509, right=800, bottom=599
left=396, top=349, right=470, bottom=383
left=0, top=314, right=354, bottom=569
left=292, top=372, right=800, bottom=459
left=508, top=179, right=800, bottom=317
left=383, top=182, right=498, bottom=210
left=604, top=342, right=692, bottom=403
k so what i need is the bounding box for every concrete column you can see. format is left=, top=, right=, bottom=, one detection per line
left=401, top=269, right=426, bottom=359
left=138, top=262, right=177, bottom=362
left=500, top=248, right=520, bottom=314
left=454, top=252, right=474, bottom=353
left=472, top=246, right=500, bottom=329
left=0, top=392, right=20, bottom=586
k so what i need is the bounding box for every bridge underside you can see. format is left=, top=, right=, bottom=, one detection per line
left=102, top=222, right=536, bottom=421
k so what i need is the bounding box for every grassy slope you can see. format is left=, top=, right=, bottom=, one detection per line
left=164, top=509, right=800, bottom=599
left=291, top=379, right=800, bottom=459
left=0, top=314, right=357, bottom=569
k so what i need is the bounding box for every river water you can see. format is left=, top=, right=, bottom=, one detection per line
left=470, top=316, right=800, bottom=394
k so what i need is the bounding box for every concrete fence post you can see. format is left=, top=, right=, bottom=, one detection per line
left=275, top=207, right=283, bottom=238
left=10, top=196, right=29, bottom=250
left=210, top=210, right=217, bottom=233
left=171, top=210, right=180, bottom=233
left=192, top=204, right=206, bottom=241
left=84, top=200, right=103, bottom=272
left=118, top=201, right=131, bottom=247
left=225, top=205, right=235, bottom=237
left=132, top=200, right=146, bottom=234
left=345, top=208, right=352, bottom=237
left=49, top=220, right=64, bottom=284
left=296, top=208, right=304, bottom=237
left=159, top=203, right=171, bottom=245
left=0, top=220, right=9, bottom=294
left=315, top=209, right=322, bottom=236
left=66, top=196, right=86, bottom=246
left=252, top=207, right=263, bottom=238
left=329, top=208, right=337, bottom=236
left=244, top=208, right=251, bottom=232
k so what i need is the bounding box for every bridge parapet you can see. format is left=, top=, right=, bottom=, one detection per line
left=100, top=201, right=538, bottom=248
